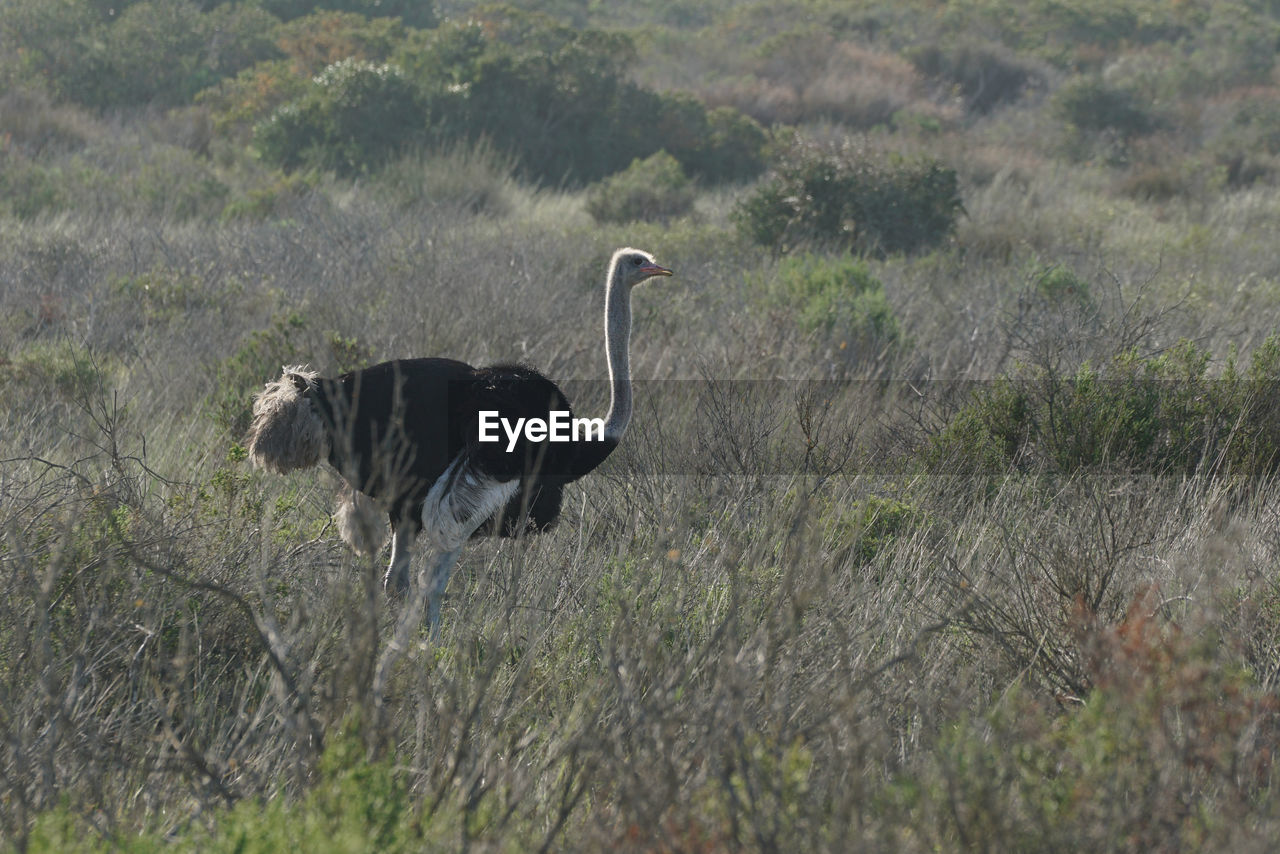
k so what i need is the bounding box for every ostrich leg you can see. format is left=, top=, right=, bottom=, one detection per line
left=369, top=543, right=465, bottom=721
left=383, top=525, right=415, bottom=595
left=425, top=547, right=463, bottom=636
left=371, top=545, right=458, bottom=715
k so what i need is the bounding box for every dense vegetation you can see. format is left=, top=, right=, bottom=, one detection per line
left=5, top=0, right=1280, bottom=850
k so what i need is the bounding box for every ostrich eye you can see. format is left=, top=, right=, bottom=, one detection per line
left=631, top=256, right=643, bottom=266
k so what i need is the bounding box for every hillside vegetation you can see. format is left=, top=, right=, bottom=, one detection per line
left=6, top=1, right=1280, bottom=851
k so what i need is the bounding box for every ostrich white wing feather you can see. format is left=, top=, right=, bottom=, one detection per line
left=421, top=455, right=519, bottom=551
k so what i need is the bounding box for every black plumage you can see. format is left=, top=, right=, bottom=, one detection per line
left=307, top=357, right=616, bottom=541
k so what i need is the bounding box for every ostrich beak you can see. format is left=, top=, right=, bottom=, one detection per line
left=640, top=263, right=673, bottom=278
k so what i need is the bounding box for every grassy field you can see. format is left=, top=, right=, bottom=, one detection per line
left=7, top=1, right=1280, bottom=851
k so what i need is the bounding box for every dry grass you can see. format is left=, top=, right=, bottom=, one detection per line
left=8, top=4, right=1280, bottom=842
left=701, top=36, right=959, bottom=131
left=4, top=175, right=1280, bottom=851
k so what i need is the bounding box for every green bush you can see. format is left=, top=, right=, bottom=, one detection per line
left=130, top=145, right=231, bottom=219
left=646, top=95, right=769, bottom=184
left=1028, top=264, right=1097, bottom=315
left=400, top=12, right=767, bottom=184
left=734, top=139, right=963, bottom=256
left=928, top=338, right=1280, bottom=478
left=0, top=88, right=100, bottom=156
left=897, top=602, right=1277, bottom=852
left=0, top=0, right=101, bottom=101
left=0, top=0, right=279, bottom=108
left=908, top=40, right=1043, bottom=114
left=0, top=341, right=115, bottom=402
left=700, top=106, right=771, bottom=183
left=254, top=58, right=424, bottom=175
left=239, top=9, right=768, bottom=185
left=110, top=269, right=205, bottom=325
left=27, top=726, right=428, bottom=853
left=0, top=141, right=234, bottom=221
left=1117, top=161, right=1196, bottom=201
left=372, top=141, right=518, bottom=215
left=585, top=151, right=695, bottom=224
left=1185, top=3, right=1280, bottom=94
left=1208, top=92, right=1280, bottom=188
left=454, top=40, right=644, bottom=184
left=765, top=253, right=899, bottom=346
left=97, top=1, right=216, bottom=106
left=824, top=495, right=918, bottom=566
left=274, top=10, right=409, bottom=75
left=259, top=0, right=439, bottom=29
left=0, top=152, right=66, bottom=219
left=1052, top=76, right=1159, bottom=137
left=219, top=170, right=319, bottom=222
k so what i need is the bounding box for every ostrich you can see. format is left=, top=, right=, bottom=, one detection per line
left=245, top=248, right=673, bottom=629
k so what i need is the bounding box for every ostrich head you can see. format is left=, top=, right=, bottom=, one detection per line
left=611, top=247, right=673, bottom=290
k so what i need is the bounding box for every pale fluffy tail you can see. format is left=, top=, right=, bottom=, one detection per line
left=246, top=366, right=329, bottom=474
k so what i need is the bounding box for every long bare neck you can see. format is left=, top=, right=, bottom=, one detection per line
left=602, top=266, right=633, bottom=441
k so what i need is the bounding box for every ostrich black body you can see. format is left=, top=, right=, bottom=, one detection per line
left=308, top=357, right=618, bottom=538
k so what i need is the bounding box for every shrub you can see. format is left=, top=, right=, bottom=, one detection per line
left=0, top=0, right=101, bottom=101
left=432, top=25, right=663, bottom=185
left=373, top=141, right=518, bottom=215
left=824, top=495, right=918, bottom=566
left=700, top=106, right=771, bottom=183
left=734, top=139, right=963, bottom=256
left=1117, top=161, right=1194, bottom=201
left=259, top=0, right=439, bottom=29
left=398, top=14, right=656, bottom=185
left=0, top=139, right=239, bottom=221
left=130, top=145, right=231, bottom=219
left=274, top=10, right=409, bottom=75
left=211, top=725, right=420, bottom=852
left=248, top=9, right=767, bottom=186
left=898, top=587, right=1280, bottom=852
left=927, top=338, right=1280, bottom=478
left=1207, top=92, right=1280, bottom=188
left=1185, top=3, right=1280, bottom=94
left=1, top=0, right=279, bottom=109
left=219, top=169, right=319, bottom=221
left=720, top=32, right=930, bottom=129
left=1028, top=264, right=1096, bottom=314
left=401, top=11, right=764, bottom=186
left=0, top=341, right=115, bottom=403
left=198, top=3, right=285, bottom=80
left=198, top=60, right=308, bottom=138
left=764, top=253, right=899, bottom=346
left=27, top=725, right=427, bottom=852
left=649, top=95, right=769, bottom=184
left=1052, top=76, right=1159, bottom=137
left=585, top=151, right=695, bottom=224
left=90, top=0, right=216, bottom=108
left=254, top=58, right=423, bottom=175
left=0, top=88, right=100, bottom=156
left=0, top=152, right=66, bottom=219
left=908, top=39, right=1044, bottom=114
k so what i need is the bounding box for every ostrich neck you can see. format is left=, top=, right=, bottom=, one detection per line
left=602, top=275, right=633, bottom=441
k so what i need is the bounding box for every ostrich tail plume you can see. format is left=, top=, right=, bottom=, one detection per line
left=246, top=365, right=328, bottom=474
